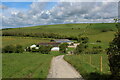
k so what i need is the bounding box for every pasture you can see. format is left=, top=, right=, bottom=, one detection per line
left=2, top=52, right=62, bottom=78
left=2, top=36, right=50, bottom=48
left=64, top=54, right=110, bottom=80
left=2, top=23, right=116, bottom=37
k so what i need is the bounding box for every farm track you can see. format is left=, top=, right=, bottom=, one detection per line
left=47, top=55, right=84, bottom=79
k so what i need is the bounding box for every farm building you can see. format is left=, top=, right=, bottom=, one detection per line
left=51, top=39, right=74, bottom=45
left=37, top=42, right=60, bottom=47
left=51, top=47, right=59, bottom=51
left=38, top=42, right=61, bottom=51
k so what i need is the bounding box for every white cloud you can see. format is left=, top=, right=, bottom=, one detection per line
left=1, top=2, right=118, bottom=28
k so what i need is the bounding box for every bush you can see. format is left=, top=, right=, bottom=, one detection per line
left=15, top=45, right=24, bottom=53
left=74, top=44, right=85, bottom=54
left=96, top=40, right=101, bottom=43
left=39, top=45, right=52, bottom=54
left=101, top=29, right=108, bottom=32
left=77, top=36, right=89, bottom=44
left=84, top=45, right=88, bottom=49
left=2, top=45, right=16, bottom=53
left=90, top=46, right=102, bottom=54
left=2, top=45, right=24, bottom=53
left=59, top=43, right=68, bottom=53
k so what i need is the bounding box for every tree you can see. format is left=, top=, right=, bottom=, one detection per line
left=2, top=45, right=15, bottom=53
left=91, top=46, right=102, bottom=54
left=77, top=35, right=89, bottom=44
left=107, top=23, right=120, bottom=80
left=39, top=45, right=52, bottom=54
left=15, top=45, right=24, bottom=53
left=74, top=44, right=85, bottom=54
left=76, top=35, right=89, bottom=54
left=59, top=43, right=68, bottom=53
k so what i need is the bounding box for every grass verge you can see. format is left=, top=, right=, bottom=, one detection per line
left=64, top=54, right=111, bottom=80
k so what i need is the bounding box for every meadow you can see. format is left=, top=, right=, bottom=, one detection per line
left=2, top=23, right=116, bottom=38
left=64, top=54, right=110, bottom=80
left=2, top=52, right=62, bottom=78
left=2, top=23, right=116, bottom=36
left=2, top=36, right=50, bottom=48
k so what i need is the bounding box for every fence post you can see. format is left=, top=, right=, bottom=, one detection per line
left=100, top=56, right=103, bottom=72
left=90, top=55, right=91, bottom=65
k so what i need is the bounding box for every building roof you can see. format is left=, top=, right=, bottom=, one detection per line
left=53, top=39, right=73, bottom=43
left=38, top=42, right=60, bottom=47
left=51, top=47, right=59, bottom=51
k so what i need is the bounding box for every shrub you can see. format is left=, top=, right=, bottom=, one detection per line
left=77, top=36, right=89, bottom=44
left=59, top=43, right=68, bottom=53
left=84, top=45, right=88, bottom=49
left=39, top=45, right=52, bottom=54
left=74, top=44, right=85, bottom=54
left=91, top=49, right=100, bottom=54
left=2, top=45, right=16, bottom=53
left=15, top=45, right=24, bottom=53
left=96, top=40, right=102, bottom=43
left=91, top=46, right=102, bottom=54
left=101, top=29, right=108, bottom=32
left=31, top=47, right=39, bottom=52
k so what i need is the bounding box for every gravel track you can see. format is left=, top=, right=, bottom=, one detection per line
left=47, top=55, right=84, bottom=79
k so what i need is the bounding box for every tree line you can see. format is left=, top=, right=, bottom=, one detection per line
left=2, top=31, right=78, bottom=40
left=2, top=43, right=69, bottom=54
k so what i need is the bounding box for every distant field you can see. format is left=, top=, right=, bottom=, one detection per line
left=2, top=36, right=50, bottom=48
left=2, top=23, right=116, bottom=37
left=2, top=52, right=62, bottom=78
left=64, top=54, right=110, bottom=80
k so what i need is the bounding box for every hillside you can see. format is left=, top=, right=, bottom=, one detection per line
left=2, top=23, right=117, bottom=49
left=2, top=23, right=116, bottom=37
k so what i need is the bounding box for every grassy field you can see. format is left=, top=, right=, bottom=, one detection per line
left=2, top=36, right=51, bottom=48
left=3, top=23, right=115, bottom=36
left=64, top=54, right=110, bottom=80
left=2, top=23, right=116, bottom=37
left=2, top=52, right=62, bottom=78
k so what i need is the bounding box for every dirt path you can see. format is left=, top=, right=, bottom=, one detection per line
left=47, top=55, right=84, bottom=79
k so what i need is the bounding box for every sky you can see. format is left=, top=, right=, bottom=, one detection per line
left=0, top=1, right=119, bottom=28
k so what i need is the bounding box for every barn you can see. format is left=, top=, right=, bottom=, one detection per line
left=51, top=39, right=74, bottom=45
left=37, top=42, right=61, bottom=51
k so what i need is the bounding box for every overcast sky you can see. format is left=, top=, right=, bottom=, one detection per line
left=0, top=1, right=119, bottom=28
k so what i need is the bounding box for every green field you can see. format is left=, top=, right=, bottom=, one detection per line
left=64, top=54, right=110, bottom=80
left=2, top=23, right=116, bottom=37
left=2, top=36, right=50, bottom=48
left=2, top=52, right=62, bottom=78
